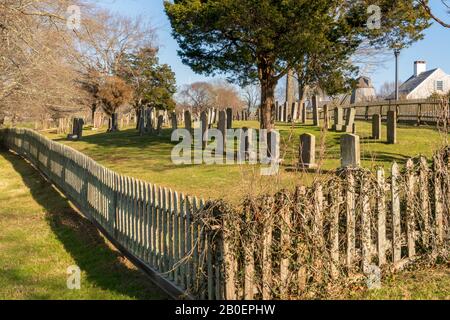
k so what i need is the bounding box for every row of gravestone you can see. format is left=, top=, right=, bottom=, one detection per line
left=332, top=108, right=397, bottom=144
left=299, top=133, right=362, bottom=169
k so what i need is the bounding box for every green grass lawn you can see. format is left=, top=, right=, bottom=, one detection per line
left=0, top=151, right=168, bottom=300
left=1, top=125, right=449, bottom=300
left=349, top=265, right=450, bottom=300
left=44, top=120, right=448, bottom=202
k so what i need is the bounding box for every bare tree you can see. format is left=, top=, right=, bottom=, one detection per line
left=378, top=81, right=397, bottom=99
left=242, top=84, right=260, bottom=112
left=419, top=0, right=450, bottom=28
left=178, top=82, right=217, bottom=114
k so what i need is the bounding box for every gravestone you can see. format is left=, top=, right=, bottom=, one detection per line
left=312, top=96, right=320, bottom=126
left=226, top=108, right=233, bottom=129
left=343, top=108, right=356, bottom=133
left=301, top=102, right=307, bottom=124
left=323, top=105, right=330, bottom=129
left=299, top=133, right=317, bottom=168
left=332, top=107, right=344, bottom=131
left=387, top=111, right=397, bottom=144
left=156, top=115, right=164, bottom=135
left=171, top=112, right=178, bottom=130
left=201, top=111, right=209, bottom=148
left=283, top=102, right=289, bottom=122
left=218, top=110, right=227, bottom=151
left=372, top=114, right=381, bottom=140
left=184, top=110, right=192, bottom=132
left=280, top=103, right=285, bottom=123
left=138, top=114, right=145, bottom=136
left=291, top=102, right=299, bottom=122
left=67, top=118, right=84, bottom=140
left=340, top=134, right=360, bottom=168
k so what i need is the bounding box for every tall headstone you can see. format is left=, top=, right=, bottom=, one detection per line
left=343, top=108, right=356, bottom=133
left=299, top=133, right=317, bottom=168
left=291, top=102, right=299, bottom=122
left=387, top=111, right=397, bottom=144
left=283, top=102, right=289, bottom=122
left=372, top=114, right=381, bottom=140
left=171, top=112, right=178, bottom=130
left=156, top=115, right=164, bottom=135
left=286, top=69, right=295, bottom=112
left=201, top=111, right=209, bottom=148
left=323, top=104, right=330, bottom=129
left=218, top=110, right=227, bottom=151
left=340, top=134, right=360, bottom=168
left=184, top=110, right=192, bottom=132
left=301, top=102, right=306, bottom=124
left=332, top=107, right=344, bottom=131
left=312, top=96, right=320, bottom=126
left=226, top=108, right=233, bottom=129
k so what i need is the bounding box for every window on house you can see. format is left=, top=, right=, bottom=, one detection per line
left=436, top=80, right=444, bottom=91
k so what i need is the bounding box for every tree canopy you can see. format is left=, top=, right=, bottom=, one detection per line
left=165, top=0, right=430, bottom=130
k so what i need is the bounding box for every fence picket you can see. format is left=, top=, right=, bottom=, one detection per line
left=392, top=162, right=402, bottom=263
left=406, top=159, right=416, bottom=258
left=377, top=168, right=387, bottom=266
left=346, top=171, right=356, bottom=269
left=419, top=157, right=430, bottom=247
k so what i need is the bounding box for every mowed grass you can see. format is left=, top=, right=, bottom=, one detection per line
left=349, top=265, right=450, bottom=300
left=44, top=120, right=448, bottom=203
left=0, top=151, right=168, bottom=300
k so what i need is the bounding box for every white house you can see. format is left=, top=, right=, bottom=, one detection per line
left=389, top=61, right=450, bottom=99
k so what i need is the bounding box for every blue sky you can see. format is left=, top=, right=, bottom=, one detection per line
left=98, top=0, right=450, bottom=93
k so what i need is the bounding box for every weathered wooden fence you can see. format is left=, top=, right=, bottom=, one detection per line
left=0, top=128, right=207, bottom=299
left=1, top=128, right=449, bottom=300
left=314, top=98, right=448, bottom=125
left=213, top=161, right=449, bottom=299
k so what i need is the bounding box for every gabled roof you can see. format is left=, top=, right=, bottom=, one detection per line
left=388, top=68, right=438, bottom=99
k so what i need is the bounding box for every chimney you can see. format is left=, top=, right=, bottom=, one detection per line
left=414, top=61, right=426, bottom=77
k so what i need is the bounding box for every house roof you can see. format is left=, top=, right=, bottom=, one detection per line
left=388, top=68, right=438, bottom=99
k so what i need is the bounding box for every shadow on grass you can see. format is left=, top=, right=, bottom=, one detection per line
left=54, top=128, right=176, bottom=150
left=2, top=151, right=168, bottom=300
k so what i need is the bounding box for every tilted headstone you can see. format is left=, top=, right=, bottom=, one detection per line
left=299, top=133, right=317, bottom=168
left=184, top=110, right=192, bottom=132
left=340, top=134, right=360, bottom=168
left=312, top=96, right=320, bottom=126
left=343, top=108, right=356, bottom=133
left=226, top=108, right=233, bottom=129
left=387, top=110, right=397, bottom=144
left=332, top=107, right=344, bottom=131
left=372, top=114, right=381, bottom=140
